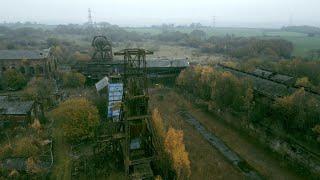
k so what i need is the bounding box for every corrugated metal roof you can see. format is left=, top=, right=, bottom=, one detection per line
left=0, top=49, right=49, bottom=60
left=271, top=74, right=294, bottom=84
left=0, top=96, right=34, bottom=115
left=146, top=59, right=189, bottom=68
left=252, top=68, right=274, bottom=78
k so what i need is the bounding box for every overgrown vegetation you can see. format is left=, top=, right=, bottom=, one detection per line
left=23, top=77, right=56, bottom=110
left=152, top=108, right=191, bottom=179
left=51, top=97, right=99, bottom=142
left=2, top=69, right=27, bottom=90
left=0, top=121, right=52, bottom=178
left=237, top=58, right=320, bottom=92
left=273, top=88, right=320, bottom=133
left=176, top=66, right=320, bottom=142
left=62, top=72, right=86, bottom=88
left=177, top=66, right=253, bottom=112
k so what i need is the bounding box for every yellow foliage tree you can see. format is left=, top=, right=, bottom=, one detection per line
left=72, top=51, right=91, bottom=62
left=152, top=108, right=166, bottom=139
left=212, top=71, right=253, bottom=112
left=295, top=77, right=312, bottom=88
left=51, top=98, right=99, bottom=142
left=164, top=128, right=191, bottom=179
left=62, top=72, right=86, bottom=88
left=274, top=88, right=320, bottom=132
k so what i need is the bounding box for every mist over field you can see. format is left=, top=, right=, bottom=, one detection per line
left=0, top=0, right=320, bottom=27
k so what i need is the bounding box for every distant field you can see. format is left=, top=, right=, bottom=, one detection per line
left=126, top=27, right=320, bottom=57
left=125, top=27, right=265, bottom=37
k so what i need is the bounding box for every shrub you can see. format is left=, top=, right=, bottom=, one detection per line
left=212, top=72, right=253, bottom=112
left=72, top=51, right=91, bottom=62
left=23, top=77, right=55, bottom=109
left=13, top=137, right=40, bottom=158
left=152, top=108, right=166, bottom=139
left=312, top=125, right=320, bottom=142
left=0, top=144, right=13, bottom=160
left=26, top=157, right=42, bottom=174
left=2, top=69, right=27, bottom=90
left=62, top=72, right=86, bottom=88
left=51, top=98, right=99, bottom=142
left=273, top=88, right=320, bottom=132
left=295, top=77, right=312, bottom=88
left=177, top=66, right=253, bottom=112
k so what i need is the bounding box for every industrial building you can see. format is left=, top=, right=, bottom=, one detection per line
left=0, top=96, right=39, bottom=128
left=0, top=49, right=57, bottom=76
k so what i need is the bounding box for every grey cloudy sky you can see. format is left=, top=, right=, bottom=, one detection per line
left=0, top=0, right=319, bottom=27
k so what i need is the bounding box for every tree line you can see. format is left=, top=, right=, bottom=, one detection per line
left=154, top=30, right=294, bottom=59
left=176, top=66, right=320, bottom=143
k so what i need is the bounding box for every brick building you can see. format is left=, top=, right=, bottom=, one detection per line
left=0, top=49, right=57, bottom=76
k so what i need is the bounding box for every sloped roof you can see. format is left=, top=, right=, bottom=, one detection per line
left=0, top=96, right=34, bottom=115
left=0, top=49, right=49, bottom=60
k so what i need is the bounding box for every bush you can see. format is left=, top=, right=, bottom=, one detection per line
left=0, top=144, right=13, bottom=160
left=26, top=157, right=42, bottom=174
left=72, top=51, right=91, bottom=62
left=51, top=98, right=99, bottom=142
left=2, top=69, right=27, bottom=90
left=312, top=125, right=320, bottom=142
left=177, top=66, right=253, bottom=112
left=152, top=108, right=166, bottom=139
left=13, top=137, right=40, bottom=158
left=23, top=77, right=55, bottom=109
left=212, top=72, right=253, bottom=112
left=62, top=72, right=86, bottom=88
left=273, top=88, right=320, bottom=132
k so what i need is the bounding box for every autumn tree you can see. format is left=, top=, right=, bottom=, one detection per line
left=51, top=98, right=100, bottom=142
left=152, top=109, right=174, bottom=179
left=164, top=128, right=191, bottom=179
left=295, top=77, right=312, bottom=88
left=152, top=108, right=166, bottom=139
left=211, top=72, right=253, bottom=112
left=176, top=66, right=216, bottom=100
left=62, top=72, right=86, bottom=88
left=23, top=77, right=55, bottom=109
left=72, top=51, right=91, bottom=62
left=273, top=88, right=320, bottom=132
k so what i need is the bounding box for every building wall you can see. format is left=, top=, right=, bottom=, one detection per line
left=0, top=114, right=30, bottom=128
left=0, top=57, right=57, bottom=77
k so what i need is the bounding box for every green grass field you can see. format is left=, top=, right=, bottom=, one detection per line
left=126, top=27, right=320, bottom=57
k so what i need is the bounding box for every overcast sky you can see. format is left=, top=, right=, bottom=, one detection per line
left=0, top=0, right=319, bottom=28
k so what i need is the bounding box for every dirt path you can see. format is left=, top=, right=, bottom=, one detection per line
left=51, top=119, right=72, bottom=180
left=150, top=88, right=304, bottom=180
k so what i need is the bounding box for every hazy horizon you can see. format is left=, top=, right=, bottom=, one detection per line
left=1, top=0, right=319, bottom=28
